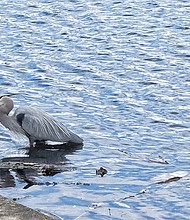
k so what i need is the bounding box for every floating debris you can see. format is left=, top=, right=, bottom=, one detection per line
left=156, top=177, right=182, bottom=184
left=118, top=150, right=169, bottom=164
left=118, top=149, right=128, bottom=155
left=151, top=171, right=188, bottom=184
left=148, top=155, right=169, bottom=164
left=96, top=167, right=107, bottom=177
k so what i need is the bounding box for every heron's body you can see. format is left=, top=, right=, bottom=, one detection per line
left=0, top=96, right=83, bottom=146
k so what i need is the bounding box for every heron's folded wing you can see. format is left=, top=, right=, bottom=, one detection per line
left=15, top=107, right=83, bottom=143
left=21, top=111, right=72, bottom=142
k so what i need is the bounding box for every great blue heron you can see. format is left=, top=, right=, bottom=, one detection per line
left=0, top=96, right=83, bottom=147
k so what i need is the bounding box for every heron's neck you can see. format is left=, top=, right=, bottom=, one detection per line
left=0, top=113, right=11, bottom=129
left=0, top=113, right=24, bottom=134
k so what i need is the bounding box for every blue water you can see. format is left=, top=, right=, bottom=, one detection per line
left=0, top=0, right=190, bottom=219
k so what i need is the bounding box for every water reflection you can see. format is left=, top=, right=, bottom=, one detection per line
left=0, top=143, right=83, bottom=188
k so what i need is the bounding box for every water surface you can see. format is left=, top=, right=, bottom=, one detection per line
left=0, top=0, right=190, bottom=219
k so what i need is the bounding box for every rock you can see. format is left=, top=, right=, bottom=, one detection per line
left=0, top=195, right=55, bottom=220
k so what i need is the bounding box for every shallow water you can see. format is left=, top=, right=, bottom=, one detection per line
left=0, top=0, right=190, bottom=219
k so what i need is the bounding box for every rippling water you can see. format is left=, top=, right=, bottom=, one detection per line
left=0, top=0, right=190, bottom=219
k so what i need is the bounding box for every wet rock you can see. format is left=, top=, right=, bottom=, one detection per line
left=96, top=167, right=107, bottom=177
left=42, top=166, right=62, bottom=176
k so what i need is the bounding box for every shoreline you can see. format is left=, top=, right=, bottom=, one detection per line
left=0, top=195, right=56, bottom=220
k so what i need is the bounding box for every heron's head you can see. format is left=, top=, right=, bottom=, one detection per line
left=0, top=96, right=14, bottom=115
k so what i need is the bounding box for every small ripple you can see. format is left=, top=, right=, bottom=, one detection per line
left=144, top=57, right=165, bottom=62
left=30, top=20, right=46, bottom=25
left=138, top=81, right=158, bottom=86
left=151, top=120, right=168, bottom=124
left=40, top=11, right=58, bottom=17
left=27, top=5, right=38, bottom=8
left=168, top=124, right=188, bottom=129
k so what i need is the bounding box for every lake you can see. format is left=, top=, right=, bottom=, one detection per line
left=0, top=0, right=190, bottom=219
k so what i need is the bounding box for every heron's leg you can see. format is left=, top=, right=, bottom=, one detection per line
left=29, top=137, right=35, bottom=147
left=35, top=140, right=46, bottom=144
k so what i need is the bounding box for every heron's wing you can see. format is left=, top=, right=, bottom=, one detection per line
left=14, top=107, right=83, bottom=143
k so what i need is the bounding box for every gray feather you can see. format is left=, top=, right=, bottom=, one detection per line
left=13, top=107, right=83, bottom=144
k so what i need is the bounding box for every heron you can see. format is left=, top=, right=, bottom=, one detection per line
left=0, top=96, right=83, bottom=147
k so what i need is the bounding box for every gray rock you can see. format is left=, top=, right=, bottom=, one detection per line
left=0, top=195, right=55, bottom=220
